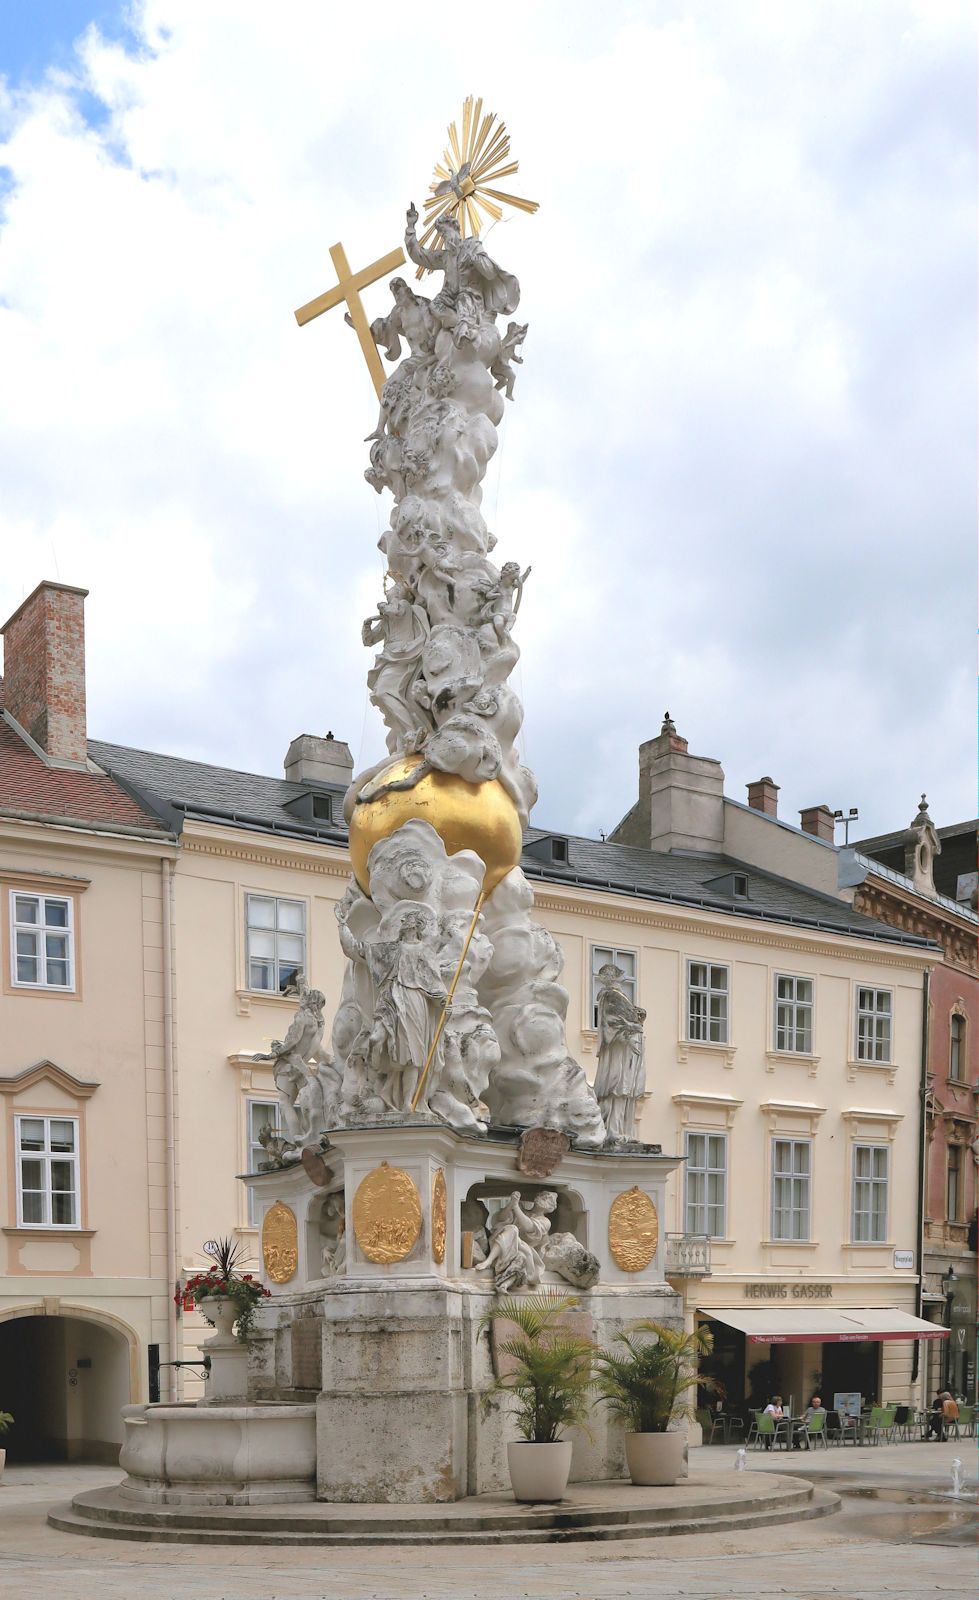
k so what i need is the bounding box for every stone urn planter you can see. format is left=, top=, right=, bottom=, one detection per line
left=506, top=1440, right=573, bottom=1502
left=624, top=1430, right=685, bottom=1486
left=198, top=1295, right=238, bottom=1340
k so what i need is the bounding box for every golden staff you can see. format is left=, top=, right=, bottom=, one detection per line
left=410, top=889, right=487, bottom=1113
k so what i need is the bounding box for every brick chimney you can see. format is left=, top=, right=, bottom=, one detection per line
left=799, top=804, right=835, bottom=842
left=284, top=732, right=353, bottom=788
left=610, top=713, right=725, bottom=854
left=0, top=580, right=89, bottom=766
left=746, top=777, right=779, bottom=818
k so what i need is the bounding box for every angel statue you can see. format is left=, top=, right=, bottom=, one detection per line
left=594, top=963, right=647, bottom=1142
left=362, top=578, right=430, bottom=753
left=475, top=1189, right=555, bottom=1293
left=490, top=321, right=528, bottom=399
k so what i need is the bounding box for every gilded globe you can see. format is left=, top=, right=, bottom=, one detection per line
left=348, top=757, right=523, bottom=898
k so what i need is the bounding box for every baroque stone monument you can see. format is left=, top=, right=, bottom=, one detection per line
left=116, top=99, right=683, bottom=1509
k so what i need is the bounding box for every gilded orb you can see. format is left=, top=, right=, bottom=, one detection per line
left=349, top=757, right=523, bottom=898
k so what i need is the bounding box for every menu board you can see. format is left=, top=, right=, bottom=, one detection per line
left=833, top=1391, right=861, bottom=1418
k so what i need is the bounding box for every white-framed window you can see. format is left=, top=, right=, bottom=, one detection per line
left=245, top=894, right=306, bottom=994
left=851, top=1143, right=888, bottom=1243
left=684, top=1131, right=727, bottom=1238
left=949, top=1014, right=966, bottom=1081
left=590, top=945, right=637, bottom=1027
left=15, top=1114, right=80, bottom=1227
left=771, top=1137, right=811, bottom=1241
left=686, top=960, right=729, bottom=1044
left=774, top=974, right=813, bottom=1054
left=855, top=987, right=892, bottom=1062
left=246, top=1099, right=280, bottom=1225
left=10, top=892, right=74, bottom=990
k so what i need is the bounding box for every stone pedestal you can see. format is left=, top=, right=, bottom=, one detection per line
left=244, top=1121, right=684, bottom=1503
left=201, top=1330, right=250, bottom=1404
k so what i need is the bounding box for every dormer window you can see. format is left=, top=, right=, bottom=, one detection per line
left=703, top=871, right=750, bottom=901
left=283, top=790, right=334, bottom=825
left=524, top=834, right=570, bottom=867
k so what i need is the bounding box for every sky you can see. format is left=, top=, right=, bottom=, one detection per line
left=0, top=1, right=974, bottom=843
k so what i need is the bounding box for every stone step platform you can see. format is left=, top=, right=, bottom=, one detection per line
left=50, top=1472, right=838, bottom=1547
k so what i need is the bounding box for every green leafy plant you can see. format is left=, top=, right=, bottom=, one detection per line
left=0, top=1412, right=13, bottom=1435
left=594, top=1321, right=721, bottom=1433
left=480, top=1292, right=595, bottom=1445
left=175, top=1235, right=270, bottom=1342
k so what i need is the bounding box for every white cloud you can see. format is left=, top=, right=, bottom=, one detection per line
left=0, top=0, right=974, bottom=838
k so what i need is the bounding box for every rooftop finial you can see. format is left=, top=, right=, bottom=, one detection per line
left=661, top=710, right=676, bottom=736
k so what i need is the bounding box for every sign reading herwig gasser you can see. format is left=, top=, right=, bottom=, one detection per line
left=744, top=1283, right=833, bottom=1299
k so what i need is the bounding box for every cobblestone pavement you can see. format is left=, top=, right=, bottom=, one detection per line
left=0, top=1441, right=975, bottom=1600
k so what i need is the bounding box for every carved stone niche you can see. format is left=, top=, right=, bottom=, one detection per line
left=460, top=1179, right=588, bottom=1270
left=305, top=1185, right=346, bottom=1282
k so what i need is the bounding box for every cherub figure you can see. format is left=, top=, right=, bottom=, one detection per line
left=490, top=321, right=528, bottom=399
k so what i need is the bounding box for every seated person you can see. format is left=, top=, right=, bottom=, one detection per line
left=926, top=1394, right=945, bottom=1440
left=941, top=1392, right=960, bottom=1432
left=762, top=1394, right=784, bottom=1450
left=793, top=1394, right=825, bottom=1447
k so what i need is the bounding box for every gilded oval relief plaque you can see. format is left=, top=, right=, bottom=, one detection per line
left=352, top=1162, right=422, bottom=1265
left=262, top=1199, right=299, bottom=1284
left=431, top=1168, right=447, bottom=1265
left=608, top=1186, right=658, bottom=1273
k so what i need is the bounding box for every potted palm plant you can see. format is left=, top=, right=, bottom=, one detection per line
left=481, top=1292, right=594, bottom=1502
left=595, top=1321, right=719, bottom=1485
left=0, top=1411, right=13, bottom=1481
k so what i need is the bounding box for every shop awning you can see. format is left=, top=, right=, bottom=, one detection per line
left=705, top=1308, right=949, bottom=1345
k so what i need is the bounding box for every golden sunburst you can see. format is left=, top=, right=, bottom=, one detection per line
left=415, top=96, right=539, bottom=273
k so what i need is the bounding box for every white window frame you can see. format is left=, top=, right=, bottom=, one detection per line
left=774, top=973, right=814, bottom=1054
left=686, top=960, right=730, bottom=1045
left=590, top=945, right=637, bottom=1028
left=771, top=1136, right=811, bottom=1241
left=855, top=986, right=892, bottom=1063
left=851, top=1142, right=889, bottom=1243
left=684, top=1130, right=728, bottom=1238
left=246, top=1099, right=280, bottom=1226
left=15, top=1113, right=80, bottom=1228
left=9, top=891, right=74, bottom=991
left=244, top=894, right=307, bottom=995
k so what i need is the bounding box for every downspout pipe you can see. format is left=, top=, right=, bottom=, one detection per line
left=161, top=857, right=180, bottom=1401
left=911, top=967, right=929, bottom=1399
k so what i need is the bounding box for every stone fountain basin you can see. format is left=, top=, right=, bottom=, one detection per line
left=118, top=1401, right=317, bottom=1505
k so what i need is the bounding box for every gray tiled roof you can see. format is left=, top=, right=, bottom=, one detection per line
left=520, top=830, right=931, bottom=947
left=89, top=740, right=935, bottom=950
left=89, top=740, right=348, bottom=845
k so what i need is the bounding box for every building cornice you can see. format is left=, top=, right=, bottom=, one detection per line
left=0, top=814, right=177, bottom=864
left=181, top=821, right=350, bottom=878
left=853, top=881, right=977, bottom=974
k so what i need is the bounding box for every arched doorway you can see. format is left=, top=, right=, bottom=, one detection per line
left=0, top=1311, right=133, bottom=1463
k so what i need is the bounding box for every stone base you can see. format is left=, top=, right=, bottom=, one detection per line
left=51, top=1472, right=840, bottom=1545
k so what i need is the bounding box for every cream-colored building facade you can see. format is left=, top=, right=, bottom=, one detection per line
left=0, top=588, right=943, bottom=1458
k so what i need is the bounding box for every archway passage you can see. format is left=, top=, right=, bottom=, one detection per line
left=0, top=1314, right=130, bottom=1463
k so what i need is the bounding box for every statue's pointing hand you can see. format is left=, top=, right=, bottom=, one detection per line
left=406, top=202, right=419, bottom=228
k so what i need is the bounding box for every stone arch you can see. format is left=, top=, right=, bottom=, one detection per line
left=0, top=1301, right=139, bottom=1462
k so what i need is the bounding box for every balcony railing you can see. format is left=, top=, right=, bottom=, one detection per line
left=664, top=1233, right=712, bottom=1277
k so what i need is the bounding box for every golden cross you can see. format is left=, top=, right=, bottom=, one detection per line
left=295, top=241, right=406, bottom=400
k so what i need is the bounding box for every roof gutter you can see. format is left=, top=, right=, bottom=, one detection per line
left=0, top=805, right=176, bottom=844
